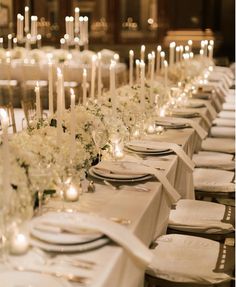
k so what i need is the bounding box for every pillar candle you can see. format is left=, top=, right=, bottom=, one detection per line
left=188, top=40, right=193, bottom=52
left=24, top=6, right=29, bottom=34
left=97, top=52, right=102, bottom=98
left=75, top=7, right=80, bottom=35
left=35, top=82, right=41, bottom=120
left=135, top=59, right=140, bottom=83
left=0, top=109, right=11, bottom=203
left=90, top=55, right=97, bottom=99
left=169, top=42, right=176, bottom=66
left=17, top=14, right=24, bottom=41
left=56, top=69, right=63, bottom=144
left=70, top=88, right=76, bottom=159
left=140, top=60, right=145, bottom=110
left=160, top=51, right=165, bottom=72
left=82, top=68, right=87, bottom=105
left=140, top=45, right=145, bottom=62
left=48, top=60, right=53, bottom=116
left=110, top=60, right=116, bottom=114
left=129, top=50, right=134, bottom=86
left=156, top=45, right=161, bottom=75
left=31, top=16, right=38, bottom=39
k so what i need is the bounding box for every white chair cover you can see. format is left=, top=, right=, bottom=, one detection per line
left=147, top=234, right=231, bottom=284
left=201, top=138, right=235, bottom=154
left=222, top=103, right=235, bottom=111
left=218, top=111, right=235, bottom=119
left=210, top=126, right=235, bottom=138
left=193, top=151, right=235, bottom=170
left=169, top=199, right=234, bottom=234
left=194, top=168, right=235, bottom=192
left=213, top=118, right=235, bottom=127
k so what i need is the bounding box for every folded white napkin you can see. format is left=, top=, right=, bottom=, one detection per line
left=97, top=160, right=181, bottom=204
left=222, top=103, right=235, bottom=111
left=155, top=116, right=207, bottom=139
left=193, top=151, right=234, bottom=170
left=194, top=168, right=235, bottom=192
left=210, top=126, right=235, bottom=139
left=147, top=234, right=231, bottom=284
left=32, top=211, right=153, bottom=266
left=169, top=199, right=234, bottom=233
left=218, top=111, right=235, bottom=119
left=201, top=138, right=235, bottom=154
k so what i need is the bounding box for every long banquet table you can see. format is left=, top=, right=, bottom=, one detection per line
left=0, top=101, right=215, bottom=287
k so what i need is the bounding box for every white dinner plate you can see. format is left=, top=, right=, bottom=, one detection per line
left=125, top=144, right=170, bottom=153
left=89, top=167, right=153, bottom=183
left=185, top=102, right=205, bottom=108
left=30, top=219, right=104, bottom=245
left=30, top=236, right=110, bottom=252
left=155, top=122, right=190, bottom=129
left=0, top=271, right=71, bottom=287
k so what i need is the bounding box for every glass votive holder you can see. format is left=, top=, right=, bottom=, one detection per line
left=113, top=142, right=124, bottom=160
left=64, top=184, right=80, bottom=202
left=10, top=230, right=29, bottom=255
left=156, top=125, right=164, bottom=134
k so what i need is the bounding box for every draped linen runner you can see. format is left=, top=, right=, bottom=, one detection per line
left=127, top=140, right=194, bottom=172
left=96, top=161, right=181, bottom=204
left=33, top=211, right=154, bottom=266
left=155, top=116, right=207, bottom=139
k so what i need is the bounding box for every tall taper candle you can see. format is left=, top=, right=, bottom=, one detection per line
left=160, top=51, right=165, bottom=73
left=70, top=88, right=76, bottom=159
left=75, top=7, right=80, bottom=35
left=140, top=60, right=145, bottom=110
left=48, top=60, right=53, bottom=116
left=129, top=50, right=134, bottom=86
left=82, top=68, right=87, bottom=105
left=140, top=45, right=145, bottom=62
left=24, top=6, right=29, bottom=34
left=35, top=82, right=41, bottom=120
left=97, top=52, right=102, bottom=98
left=188, top=40, right=193, bottom=52
left=150, top=52, right=155, bottom=105
left=164, top=60, right=168, bottom=91
left=135, top=59, right=140, bottom=83
left=156, top=45, right=161, bottom=75
left=90, top=55, right=97, bottom=99
left=57, top=68, right=63, bottom=144
left=110, top=60, right=116, bottom=114
left=169, top=42, right=176, bottom=66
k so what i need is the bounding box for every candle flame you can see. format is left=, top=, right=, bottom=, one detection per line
left=129, top=50, right=134, bottom=56
left=75, top=7, right=80, bottom=13
left=157, top=45, right=162, bottom=52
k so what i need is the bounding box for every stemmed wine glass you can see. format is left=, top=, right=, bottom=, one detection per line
left=92, top=127, right=109, bottom=162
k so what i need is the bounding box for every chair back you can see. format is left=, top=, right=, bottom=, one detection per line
left=0, top=103, right=17, bottom=133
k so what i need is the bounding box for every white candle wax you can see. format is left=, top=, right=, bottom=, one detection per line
left=37, top=34, right=42, bottom=49
left=60, top=38, right=66, bottom=49
left=156, top=45, right=161, bottom=75
left=147, top=53, right=152, bottom=79
left=97, top=52, right=102, bottom=98
left=83, top=16, right=89, bottom=48
left=140, top=60, right=145, bottom=110
left=169, top=42, right=176, bottom=66
left=90, top=55, right=97, bottom=99
left=129, top=50, right=134, bottom=86
left=0, top=109, right=11, bottom=203
left=17, top=14, right=23, bottom=40
left=0, top=38, right=3, bottom=49
left=65, top=185, right=79, bottom=201
left=82, top=68, right=87, bottom=105
left=160, top=51, right=165, bottom=72
left=75, top=7, right=80, bottom=35
left=69, top=17, right=74, bottom=42
left=79, top=16, right=84, bottom=44
left=135, top=59, right=140, bottom=83
left=70, top=88, right=76, bottom=160
left=208, top=45, right=213, bottom=59
left=179, top=46, right=183, bottom=61
left=110, top=60, right=116, bottom=114
left=204, top=40, right=208, bottom=57
left=48, top=61, right=53, bottom=116
left=140, top=45, right=145, bottom=61
left=175, top=46, right=180, bottom=62
left=24, top=6, right=29, bottom=34
left=10, top=233, right=29, bottom=255
left=35, top=82, right=41, bottom=120
left=159, top=107, right=165, bottom=117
